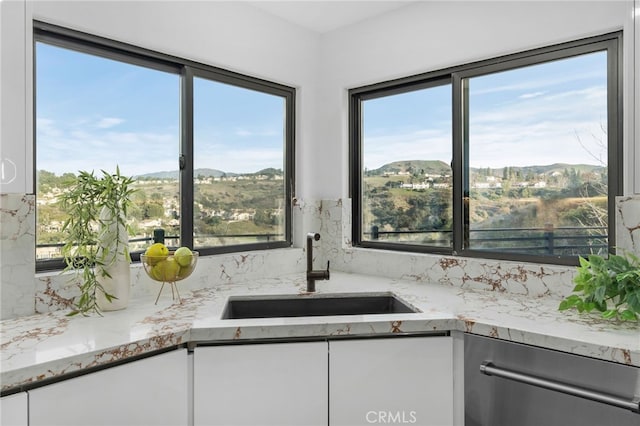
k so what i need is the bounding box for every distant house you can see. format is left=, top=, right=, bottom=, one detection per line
left=400, top=182, right=429, bottom=190
left=432, top=183, right=450, bottom=189
left=140, top=219, right=162, bottom=228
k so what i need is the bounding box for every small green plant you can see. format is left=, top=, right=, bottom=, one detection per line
left=559, top=252, right=640, bottom=322
left=58, top=167, right=135, bottom=316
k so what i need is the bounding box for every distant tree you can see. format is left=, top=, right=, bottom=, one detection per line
left=205, top=216, right=221, bottom=226
left=37, top=170, right=56, bottom=191
left=143, top=203, right=164, bottom=219
left=253, top=209, right=273, bottom=227
left=60, top=173, right=77, bottom=187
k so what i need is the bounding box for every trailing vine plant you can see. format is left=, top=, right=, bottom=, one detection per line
left=58, top=167, right=135, bottom=316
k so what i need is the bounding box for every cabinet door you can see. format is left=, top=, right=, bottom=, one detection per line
left=1, top=392, right=28, bottom=426
left=330, top=336, right=453, bottom=426
left=194, top=341, right=328, bottom=426
left=29, top=349, right=188, bottom=426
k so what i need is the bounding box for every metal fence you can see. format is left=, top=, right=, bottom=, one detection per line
left=367, top=225, right=608, bottom=256
left=37, top=225, right=607, bottom=259
left=36, top=229, right=283, bottom=260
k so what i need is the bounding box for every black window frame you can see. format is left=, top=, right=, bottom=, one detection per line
left=350, top=32, right=622, bottom=266
left=34, top=21, right=295, bottom=272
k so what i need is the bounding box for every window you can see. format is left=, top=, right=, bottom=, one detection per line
left=193, top=76, right=288, bottom=249
left=351, top=33, right=621, bottom=265
left=35, top=22, right=294, bottom=270
left=359, top=81, right=453, bottom=248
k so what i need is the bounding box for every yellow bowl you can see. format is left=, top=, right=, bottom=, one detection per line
left=141, top=251, right=198, bottom=283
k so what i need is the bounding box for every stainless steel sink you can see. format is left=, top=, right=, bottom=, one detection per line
left=221, top=293, right=419, bottom=319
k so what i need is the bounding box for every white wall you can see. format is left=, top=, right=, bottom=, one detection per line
left=635, top=0, right=640, bottom=191
left=0, top=0, right=321, bottom=202
left=1, top=1, right=636, bottom=199
left=312, top=0, right=635, bottom=198
left=0, top=0, right=30, bottom=194
left=0, top=0, right=638, bottom=319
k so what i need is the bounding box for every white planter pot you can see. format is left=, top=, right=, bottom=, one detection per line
left=96, top=256, right=131, bottom=311
left=96, top=207, right=131, bottom=311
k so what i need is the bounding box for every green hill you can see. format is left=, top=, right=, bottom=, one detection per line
left=368, top=160, right=451, bottom=176
left=470, top=163, right=605, bottom=177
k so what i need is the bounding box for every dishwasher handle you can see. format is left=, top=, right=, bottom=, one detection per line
left=480, top=361, right=640, bottom=414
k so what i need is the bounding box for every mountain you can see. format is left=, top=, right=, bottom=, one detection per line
left=367, top=160, right=451, bottom=176
left=253, top=168, right=283, bottom=176
left=137, top=168, right=283, bottom=180
left=135, top=170, right=179, bottom=179
left=136, top=168, right=236, bottom=180
left=194, top=168, right=237, bottom=178
left=470, top=163, right=606, bottom=177
left=366, top=160, right=604, bottom=178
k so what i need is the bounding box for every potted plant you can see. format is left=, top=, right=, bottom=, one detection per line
left=58, top=167, right=136, bottom=315
left=559, top=251, right=640, bottom=322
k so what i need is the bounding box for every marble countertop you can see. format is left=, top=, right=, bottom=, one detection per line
left=1, top=271, right=639, bottom=394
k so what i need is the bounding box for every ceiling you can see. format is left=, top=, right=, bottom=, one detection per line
left=247, top=1, right=415, bottom=34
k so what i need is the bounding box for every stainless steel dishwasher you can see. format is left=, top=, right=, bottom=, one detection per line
left=464, top=333, right=640, bottom=426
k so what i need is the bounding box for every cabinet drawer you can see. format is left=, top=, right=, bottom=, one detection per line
left=193, top=341, right=328, bottom=426
left=330, top=336, right=453, bottom=426
left=29, top=349, right=188, bottom=426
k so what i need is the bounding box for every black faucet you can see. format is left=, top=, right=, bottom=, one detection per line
left=306, top=232, right=330, bottom=292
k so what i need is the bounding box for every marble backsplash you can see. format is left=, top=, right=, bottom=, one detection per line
left=0, top=194, right=36, bottom=319
left=1, top=193, right=312, bottom=319
left=314, top=199, right=577, bottom=299
left=2, top=193, right=640, bottom=320
left=616, top=195, right=640, bottom=255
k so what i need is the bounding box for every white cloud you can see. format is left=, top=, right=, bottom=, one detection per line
left=37, top=118, right=286, bottom=176
left=470, top=68, right=604, bottom=97
left=361, top=83, right=608, bottom=171
left=519, top=91, right=546, bottom=99
left=37, top=119, right=179, bottom=176
left=96, top=117, right=125, bottom=129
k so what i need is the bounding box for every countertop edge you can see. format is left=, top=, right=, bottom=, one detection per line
left=2, top=314, right=638, bottom=395
left=1, top=272, right=639, bottom=394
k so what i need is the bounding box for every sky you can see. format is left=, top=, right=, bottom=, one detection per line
left=36, top=42, right=285, bottom=177
left=37, top=41, right=608, bottom=178
left=363, top=50, right=608, bottom=170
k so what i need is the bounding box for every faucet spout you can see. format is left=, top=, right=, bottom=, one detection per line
left=306, top=232, right=329, bottom=292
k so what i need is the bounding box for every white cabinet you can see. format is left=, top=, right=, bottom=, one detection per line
left=193, top=341, right=328, bottom=426
left=0, top=392, right=28, bottom=426
left=193, top=336, right=454, bottom=426
left=329, top=336, right=453, bottom=426
left=29, top=349, right=189, bottom=426
left=18, top=336, right=453, bottom=426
